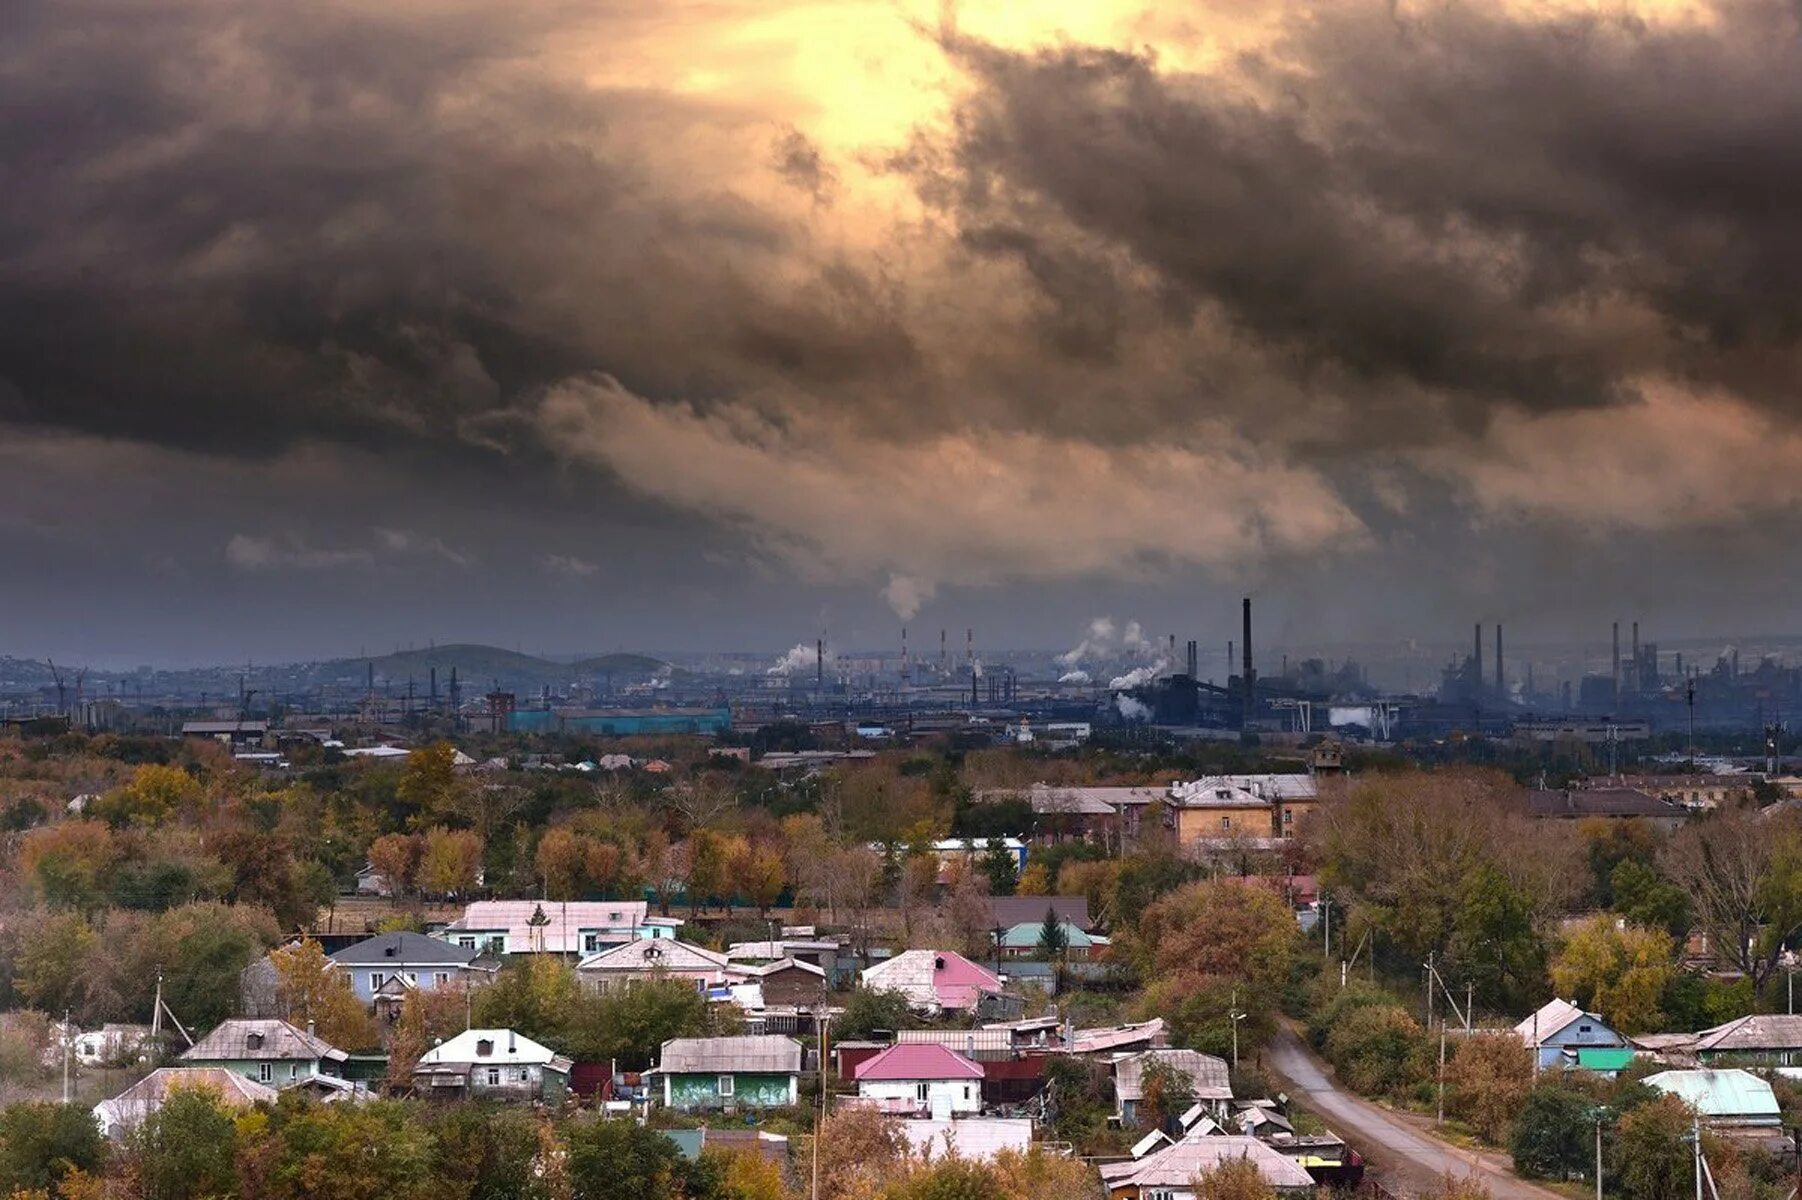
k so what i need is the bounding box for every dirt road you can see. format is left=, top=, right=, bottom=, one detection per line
left=1265, top=1027, right=1566, bottom=1200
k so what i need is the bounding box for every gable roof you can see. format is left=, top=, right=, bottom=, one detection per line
left=93, top=1067, right=277, bottom=1132
left=1070, top=1018, right=1167, bottom=1055
left=1696, top=1014, right=1802, bottom=1053
left=861, top=950, right=1002, bottom=1011
left=576, top=938, right=731, bottom=973
left=1099, top=1135, right=1315, bottom=1190
left=657, top=1035, right=804, bottom=1075
left=1114, top=1049, right=1232, bottom=1103
left=1525, top=788, right=1688, bottom=819
left=854, top=1042, right=984, bottom=1082
left=1645, top=1069, right=1781, bottom=1119
left=331, top=931, right=479, bottom=967
left=898, top=1118, right=1032, bottom=1162
left=1514, top=998, right=1607, bottom=1046
left=446, top=900, right=663, bottom=954
left=182, top=1019, right=347, bottom=1064
left=997, top=920, right=1106, bottom=949
left=418, top=1028, right=562, bottom=1068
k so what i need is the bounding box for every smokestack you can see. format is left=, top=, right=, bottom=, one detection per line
left=430, top=666, right=437, bottom=708
left=1186, top=640, right=1199, bottom=678
left=940, top=629, right=947, bottom=674
left=816, top=639, right=824, bottom=689
left=966, top=628, right=973, bottom=666
left=1612, top=622, right=1621, bottom=696
left=1242, top=597, right=1254, bottom=730
left=1474, top=623, right=1483, bottom=691
left=901, top=626, right=909, bottom=683
left=1495, top=624, right=1504, bottom=696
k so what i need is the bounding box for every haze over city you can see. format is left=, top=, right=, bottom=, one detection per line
left=9, top=0, right=1802, bottom=665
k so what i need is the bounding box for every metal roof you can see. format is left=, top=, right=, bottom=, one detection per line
left=895, top=1028, right=1014, bottom=1058
left=330, top=931, right=478, bottom=966
left=182, top=1019, right=348, bottom=1064
left=445, top=900, right=665, bottom=955
left=657, top=1035, right=804, bottom=1075
left=984, top=895, right=1091, bottom=929
left=1114, top=1049, right=1232, bottom=1103
left=1645, top=1069, right=1781, bottom=1121
left=1576, top=1048, right=1637, bottom=1071
left=575, top=938, right=730, bottom=973
left=1696, top=1014, right=1802, bottom=1053
left=418, top=1028, right=564, bottom=1068
left=1070, top=1018, right=1167, bottom=1054
left=854, top=1043, right=984, bottom=1081
left=898, top=1118, right=1032, bottom=1162
left=1098, top=1135, right=1315, bottom=1190
left=1514, top=998, right=1604, bottom=1046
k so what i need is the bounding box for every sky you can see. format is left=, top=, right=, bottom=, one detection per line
left=6, top=0, right=1802, bottom=665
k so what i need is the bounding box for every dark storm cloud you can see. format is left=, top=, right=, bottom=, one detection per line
left=924, top=0, right=1802, bottom=426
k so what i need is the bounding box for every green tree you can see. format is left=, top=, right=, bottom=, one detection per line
left=425, top=1105, right=548, bottom=1200
left=1448, top=865, right=1546, bottom=1014
left=14, top=911, right=96, bottom=1015
left=132, top=1085, right=239, bottom=1200
left=248, top=1099, right=436, bottom=1200
left=1322, top=1005, right=1430, bottom=1100
left=1610, top=860, right=1690, bottom=939
left=566, top=1118, right=683, bottom=1200
left=0, top=1102, right=105, bottom=1197
left=980, top=838, right=1019, bottom=897
left=564, top=976, right=715, bottom=1070
left=1509, top=1085, right=1593, bottom=1180
left=833, top=987, right=915, bottom=1042
left=471, top=957, right=581, bottom=1047
left=1612, top=1094, right=1694, bottom=1200
left=1036, top=905, right=1068, bottom=962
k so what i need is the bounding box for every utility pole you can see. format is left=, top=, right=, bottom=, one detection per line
left=61, top=1007, right=70, bottom=1103
left=1436, top=1022, right=1446, bottom=1126
left=1688, top=678, right=1698, bottom=769
left=1425, top=951, right=1435, bottom=1027
left=1322, top=895, right=1332, bottom=961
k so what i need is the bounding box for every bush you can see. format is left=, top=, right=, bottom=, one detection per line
left=1321, top=1004, right=1431, bottom=1099
left=1509, top=1084, right=1594, bottom=1180
left=1444, top=1032, right=1532, bottom=1143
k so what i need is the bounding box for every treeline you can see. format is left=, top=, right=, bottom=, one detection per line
left=0, top=1097, right=1104, bottom=1200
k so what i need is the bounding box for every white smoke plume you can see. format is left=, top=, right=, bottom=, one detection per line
left=767, top=642, right=828, bottom=676
left=881, top=573, right=935, bottom=620
left=1058, top=670, right=1091, bottom=684
left=1108, top=662, right=1166, bottom=690
left=1115, top=695, right=1153, bottom=721
left=1057, top=617, right=1118, bottom=667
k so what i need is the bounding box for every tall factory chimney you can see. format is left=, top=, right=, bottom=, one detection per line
left=430, top=667, right=438, bottom=710
left=1242, top=598, right=1255, bottom=730
left=1186, top=640, right=1199, bottom=678
left=939, top=629, right=947, bottom=674
left=1495, top=624, right=1504, bottom=696
left=966, top=628, right=973, bottom=668
left=901, top=626, right=909, bottom=684
left=1474, top=623, right=1483, bottom=690
left=1612, top=622, right=1621, bottom=696
left=816, top=639, right=824, bottom=689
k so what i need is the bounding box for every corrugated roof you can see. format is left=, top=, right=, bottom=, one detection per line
left=93, top=1068, right=277, bottom=1134
left=1646, top=1069, right=1781, bottom=1120
left=182, top=1019, right=348, bottom=1064
left=1696, top=1014, right=1802, bottom=1053
left=1070, top=1018, right=1167, bottom=1054
left=854, top=1042, right=984, bottom=1081
left=1114, top=1049, right=1232, bottom=1103
left=861, top=950, right=1001, bottom=1011
left=657, top=1035, right=804, bottom=1075
left=895, top=1028, right=1015, bottom=1058
left=1514, top=998, right=1595, bottom=1046
left=1098, top=1135, right=1315, bottom=1190
left=1576, top=1048, right=1637, bottom=1070
left=984, top=896, right=1091, bottom=929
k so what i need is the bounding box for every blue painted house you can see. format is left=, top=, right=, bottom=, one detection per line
left=329, top=931, right=494, bottom=1002
left=1514, top=998, right=1629, bottom=1070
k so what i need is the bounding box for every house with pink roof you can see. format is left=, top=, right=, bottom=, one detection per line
left=853, top=1042, right=984, bottom=1119
left=859, top=950, right=1002, bottom=1016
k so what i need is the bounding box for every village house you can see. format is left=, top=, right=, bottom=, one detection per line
left=653, top=1035, right=804, bottom=1111
left=1646, top=1069, right=1782, bottom=1133
left=1167, top=775, right=1320, bottom=846
left=1113, top=1049, right=1233, bottom=1127
left=1694, top=1014, right=1802, bottom=1067
left=742, top=957, right=828, bottom=1008
left=92, top=1067, right=277, bottom=1138
left=995, top=918, right=1108, bottom=960
left=853, top=1042, right=985, bottom=1119
left=412, top=1029, right=572, bottom=1103
left=180, top=1019, right=347, bottom=1087
left=860, top=950, right=1003, bottom=1017
left=1515, top=998, right=1630, bottom=1070
left=574, top=938, right=747, bottom=993
left=437, top=899, right=682, bottom=956
left=329, top=931, right=493, bottom=1002
left=1099, top=1134, right=1317, bottom=1199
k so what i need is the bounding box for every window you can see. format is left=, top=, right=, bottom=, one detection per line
left=370, top=972, right=385, bottom=991
left=1220, top=815, right=1231, bottom=830
left=1579, top=1025, right=1592, bottom=1034
left=288, top=1064, right=297, bottom=1080
left=915, top=1083, right=929, bottom=1102
left=458, top=936, right=476, bottom=950
left=719, top=1075, right=735, bottom=1097
left=257, top=1063, right=273, bottom=1083
left=435, top=973, right=450, bottom=987
left=517, top=1069, right=529, bottom=1083
left=583, top=934, right=600, bottom=953
left=487, top=1068, right=501, bottom=1086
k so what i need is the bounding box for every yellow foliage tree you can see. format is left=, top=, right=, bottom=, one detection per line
left=1550, top=915, right=1675, bottom=1033
left=268, top=938, right=378, bottom=1051
left=418, top=827, right=483, bottom=897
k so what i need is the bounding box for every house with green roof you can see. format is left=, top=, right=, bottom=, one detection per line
left=995, top=919, right=1109, bottom=961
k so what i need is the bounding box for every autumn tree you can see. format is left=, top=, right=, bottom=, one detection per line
left=1445, top=1032, right=1533, bottom=1143
left=268, top=938, right=377, bottom=1051
left=18, top=821, right=120, bottom=910
left=96, top=763, right=203, bottom=827
left=1190, top=1156, right=1277, bottom=1200
left=388, top=985, right=473, bottom=1085
left=397, top=742, right=464, bottom=821
left=1550, top=916, right=1676, bottom=1033
left=742, top=844, right=786, bottom=917
left=1661, top=807, right=1802, bottom=989
left=368, top=833, right=422, bottom=898
left=418, top=827, right=483, bottom=898
left=1130, top=879, right=1298, bottom=1053
left=1612, top=1094, right=1695, bottom=1200
left=810, top=1107, right=907, bottom=1200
